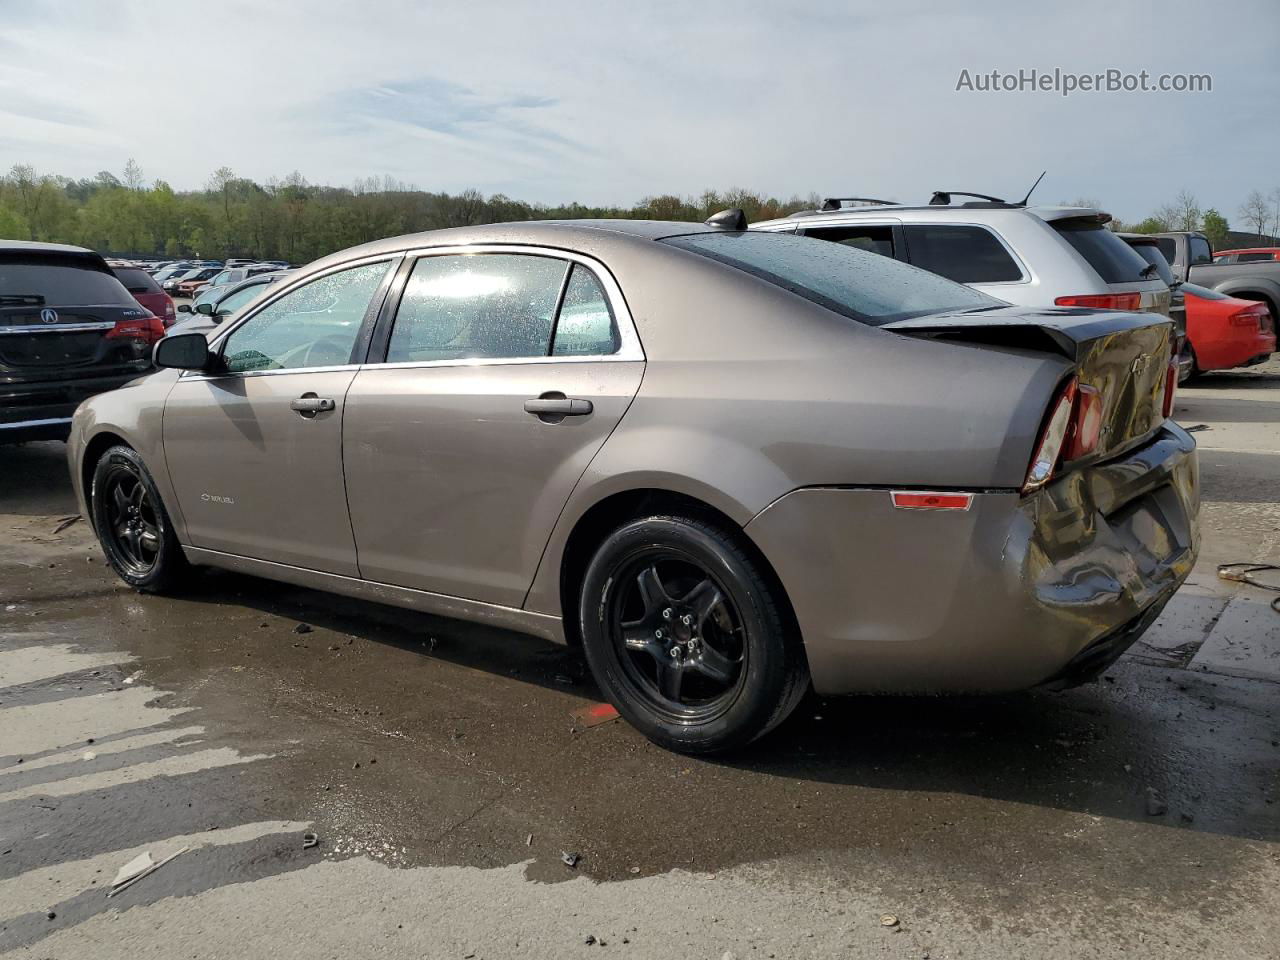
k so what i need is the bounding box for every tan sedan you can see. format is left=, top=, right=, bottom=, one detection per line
left=67, top=216, right=1198, bottom=753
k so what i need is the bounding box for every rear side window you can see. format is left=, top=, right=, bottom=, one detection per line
left=1237, top=252, right=1275, bottom=263
left=112, top=267, right=163, bottom=295
left=1051, top=220, right=1151, bottom=283
left=551, top=265, right=619, bottom=356
left=902, top=224, right=1023, bottom=282
left=801, top=225, right=897, bottom=258
left=387, top=254, right=567, bottom=363
left=1189, top=236, right=1213, bottom=265
left=0, top=257, right=136, bottom=306
left=1156, top=238, right=1177, bottom=264
left=662, top=232, right=1000, bottom=326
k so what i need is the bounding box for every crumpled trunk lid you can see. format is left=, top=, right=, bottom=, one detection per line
left=884, top=305, right=1174, bottom=463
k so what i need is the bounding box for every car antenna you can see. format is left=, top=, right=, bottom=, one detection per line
left=705, top=208, right=747, bottom=230
left=1017, top=171, right=1047, bottom=207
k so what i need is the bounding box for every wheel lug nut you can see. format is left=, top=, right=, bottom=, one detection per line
left=654, top=629, right=663, bottom=639
left=662, top=608, right=672, bottom=619
left=681, top=614, right=692, bottom=626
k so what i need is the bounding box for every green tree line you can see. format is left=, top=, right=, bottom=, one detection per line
left=0, top=161, right=818, bottom=263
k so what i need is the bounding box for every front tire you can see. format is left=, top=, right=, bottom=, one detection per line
left=90, top=445, right=188, bottom=593
left=578, top=515, right=808, bottom=754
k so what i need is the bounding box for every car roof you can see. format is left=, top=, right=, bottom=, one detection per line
left=294, top=219, right=723, bottom=278
left=0, top=239, right=101, bottom=256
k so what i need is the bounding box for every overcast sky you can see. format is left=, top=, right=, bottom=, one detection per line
left=1, top=0, right=1276, bottom=222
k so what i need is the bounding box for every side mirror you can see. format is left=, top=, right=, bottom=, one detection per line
left=153, top=332, right=211, bottom=371
left=177, top=303, right=192, bottom=314
left=195, top=301, right=215, bottom=316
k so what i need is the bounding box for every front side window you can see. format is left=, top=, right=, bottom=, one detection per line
left=221, top=260, right=391, bottom=373
left=386, top=254, right=568, bottom=363
left=661, top=232, right=999, bottom=326
left=903, top=224, right=1023, bottom=283
left=801, top=225, right=897, bottom=258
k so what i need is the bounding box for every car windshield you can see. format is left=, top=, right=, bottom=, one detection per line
left=112, top=267, right=162, bottom=294
left=0, top=256, right=136, bottom=306
left=662, top=232, right=1001, bottom=325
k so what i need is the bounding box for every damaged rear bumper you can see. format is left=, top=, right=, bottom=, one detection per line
left=744, top=423, right=1199, bottom=696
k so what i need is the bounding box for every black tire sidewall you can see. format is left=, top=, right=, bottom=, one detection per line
left=579, top=517, right=794, bottom=753
left=91, top=445, right=182, bottom=592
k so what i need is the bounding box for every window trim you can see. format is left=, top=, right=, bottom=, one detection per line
left=185, top=253, right=402, bottom=381
left=365, top=244, right=643, bottom=369
left=900, top=221, right=1029, bottom=286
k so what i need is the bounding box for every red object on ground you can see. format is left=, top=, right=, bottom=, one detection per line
left=572, top=702, right=620, bottom=728
left=1183, top=284, right=1277, bottom=373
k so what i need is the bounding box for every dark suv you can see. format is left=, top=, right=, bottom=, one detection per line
left=1, top=241, right=163, bottom=443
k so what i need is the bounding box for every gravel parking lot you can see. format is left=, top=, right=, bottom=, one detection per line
left=2, top=362, right=1278, bottom=959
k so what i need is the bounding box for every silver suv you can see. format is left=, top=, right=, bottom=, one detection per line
left=751, top=195, right=1171, bottom=316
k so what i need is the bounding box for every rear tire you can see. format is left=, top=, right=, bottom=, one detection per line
left=90, top=445, right=189, bottom=593
left=578, top=515, right=808, bottom=754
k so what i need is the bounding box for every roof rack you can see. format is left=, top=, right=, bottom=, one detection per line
left=819, top=197, right=897, bottom=211
left=928, top=190, right=1016, bottom=206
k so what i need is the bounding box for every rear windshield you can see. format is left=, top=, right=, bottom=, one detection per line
left=0, top=256, right=136, bottom=306
left=112, top=267, right=163, bottom=295
left=1051, top=220, right=1151, bottom=283
left=662, top=232, right=1000, bottom=325
left=1125, top=243, right=1175, bottom=285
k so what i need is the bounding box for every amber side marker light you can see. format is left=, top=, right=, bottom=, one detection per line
left=890, top=491, right=975, bottom=511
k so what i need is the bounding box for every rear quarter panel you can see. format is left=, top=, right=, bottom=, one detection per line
left=523, top=245, right=1069, bottom=618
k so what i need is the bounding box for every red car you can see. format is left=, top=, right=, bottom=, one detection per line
left=1183, top=282, right=1276, bottom=374
left=110, top=265, right=177, bottom=327
left=1212, top=247, right=1280, bottom=264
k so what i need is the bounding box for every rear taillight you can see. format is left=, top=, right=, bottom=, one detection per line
left=1229, top=307, right=1266, bottom=328
left=106, top=315, right=165, bottom=345
left=1062, top=384, right=1103, bottom=460
left=164, top=297, right=176, bottom=319
left=1022, top=378, right=1110, bottom=494
left=1054, top=293, right=1143, bottom=311
left=1162, top=358, right=1177, bottom=419
left=1023, top=378, right=1078, bottom=493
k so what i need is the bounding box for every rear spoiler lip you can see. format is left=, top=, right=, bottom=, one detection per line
left=882, top=308, right=1173, bottom=361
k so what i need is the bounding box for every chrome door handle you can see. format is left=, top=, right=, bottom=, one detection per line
left=290, top=395, right=336, bottom=418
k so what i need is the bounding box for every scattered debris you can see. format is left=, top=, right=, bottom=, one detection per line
left=880, top=914, right=899, bottom=927
left=561, top=851, right=580, bottom=868
left=82, top=751, right=97, bottom=761
left=302, top=832, right=319, bottom=849
left=4, top=604, right=15, bottom=612
left=52, top=515, right=82, bottom=534
left=1217, top=562, right=1280, bottom=613
left=571, top=702, right=620, bottom=728
left=1146, top=787, right=1168, bottom=817
left=1183, top=423, right=1211, bottom=433
left=294, top=623, right=313, bottom=634
left=526, top=833, right=533, bottom=846
left=584, top=935, right=597, bottom=945
left=108, top=846, right=188, bottom=898
left=46, top=910, right=56, bottom=920
left=628, top=866, right=641, bottom=874
left=553, top=674, right=576, bottom=685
